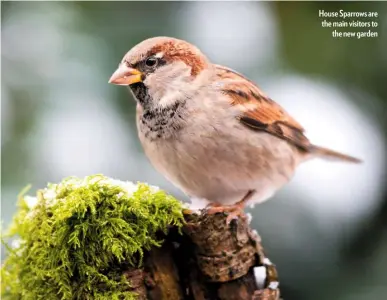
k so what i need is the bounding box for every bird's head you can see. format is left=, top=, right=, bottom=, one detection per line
left=109, top=37, right=210, bottom=108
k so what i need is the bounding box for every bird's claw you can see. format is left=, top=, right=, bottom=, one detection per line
left=205, top=204, right=245, bottom=225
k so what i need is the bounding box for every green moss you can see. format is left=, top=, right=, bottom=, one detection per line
left=1, top=174, right=184, bottom=299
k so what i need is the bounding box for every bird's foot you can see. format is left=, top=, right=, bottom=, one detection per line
left=205, top=202, right=245, bottom=225
left=204, top=190, right=255, bottom=225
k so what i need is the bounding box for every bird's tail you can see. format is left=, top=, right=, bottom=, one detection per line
left=308, top=145, right=362, bottom=163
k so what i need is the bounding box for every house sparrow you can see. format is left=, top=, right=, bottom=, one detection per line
left=109, top=37, right=361, bottom=223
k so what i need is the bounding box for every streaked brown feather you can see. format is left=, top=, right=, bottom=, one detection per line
left=215, top=64, right=311, bottom=152
left=214, top=64, right=361, bottom=163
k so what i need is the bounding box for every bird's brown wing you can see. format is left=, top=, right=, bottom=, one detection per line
left=214, top=64, right=311, bottom=152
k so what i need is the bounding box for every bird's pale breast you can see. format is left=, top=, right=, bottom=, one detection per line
left=137, top=92, right=301, bottom=206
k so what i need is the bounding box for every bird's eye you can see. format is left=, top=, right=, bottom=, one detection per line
left=145, top=57, right=158, bottom=68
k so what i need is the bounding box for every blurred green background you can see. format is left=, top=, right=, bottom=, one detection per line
left=1, top=1, right=386, bottom=299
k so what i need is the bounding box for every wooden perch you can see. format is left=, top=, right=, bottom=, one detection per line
left=125, top=211, right=280, bottom=300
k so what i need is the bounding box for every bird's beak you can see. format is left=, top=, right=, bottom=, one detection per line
left=108, top=65, right=143, bottom=86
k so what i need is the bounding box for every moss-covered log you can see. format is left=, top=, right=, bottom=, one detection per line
left=1, top=175, right=280, bottom=299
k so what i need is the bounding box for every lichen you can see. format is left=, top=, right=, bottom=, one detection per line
left=1, top=174, right=184, bottom=299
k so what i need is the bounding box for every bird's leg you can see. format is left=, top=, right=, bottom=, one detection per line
left=205, top=190, right=256, bottom=224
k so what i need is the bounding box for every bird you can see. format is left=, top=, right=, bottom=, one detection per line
left=109, top=36, right=361, bottom=223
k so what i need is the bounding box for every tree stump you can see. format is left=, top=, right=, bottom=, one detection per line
left=1, top=176, right=281, bottom=299
left=127, top=211, right=280, bottom=300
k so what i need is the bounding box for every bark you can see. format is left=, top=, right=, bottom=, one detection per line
left=126, top=211, right=281, bottom=300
